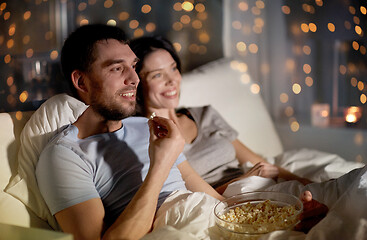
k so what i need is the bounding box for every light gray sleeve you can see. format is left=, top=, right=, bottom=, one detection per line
left=36, top=144, right=100, bottom=215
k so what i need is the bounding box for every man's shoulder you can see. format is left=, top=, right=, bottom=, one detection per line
left=122, top=116, right=149, bottom=126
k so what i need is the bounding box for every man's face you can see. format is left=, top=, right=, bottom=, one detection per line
left=84, top=39, right=140, bottom=120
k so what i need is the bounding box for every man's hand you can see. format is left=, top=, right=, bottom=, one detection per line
left=295, top=190, right=329, bottom=233
left=148, top=116, right=185, bottom=172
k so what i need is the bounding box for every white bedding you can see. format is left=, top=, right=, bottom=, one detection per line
left=142, top=148, right=366, bottom=240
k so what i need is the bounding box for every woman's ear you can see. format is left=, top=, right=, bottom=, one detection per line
left=71, top=70, right=87, bottom=93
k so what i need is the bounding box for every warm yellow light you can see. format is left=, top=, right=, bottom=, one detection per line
left=280, top=93, right=289, bottom=103
left=240, top=74, right=250, bottom=84
left=251, top=6, right=261, bottom=15
left=197, top=12, right=207, bottom=20
left=355, top=25, right=362, bottom=35
left=349, top=6, right=356, bottom=15
left=361, top=6, right=367, bottom=15
left=248, top=43, right=258, bottom=53
left=281, top=5, right=290, bottom=14
left=290, top=121, right=300, bottom=132
left=285, top=106, right=294, bottom=117
left=4, top=54, right=11, bottom=64
left=344, top=21, right=351, bottom=30
left=361, top=94, right=367, bottom=104
left=24, top=11, right=31, bottom=20
left=141, top=4, right=151, bottom=14
left=254, top=17, right=264, bottom=27
left=309, top=23, right=317, bottom=32
left=104, top=0, right=113, bottom=8
left=192, top=20, right=202, bottom=29
left=182, top=1, right=194, bottom=12
left=188, top=44, right=199, bottom=53
left=10, top=85, right=17, bottom=94
left=353, top=16, right=360, bottom=25
left=107, top=19, right=116, bottom=26
left=198, top=45, right=207, bottom=55
left=305, top=76, right=313, bottom=87
left=292, top=83, right=301, bottom=94
left=238, top=2, right=249, bottom=11
left=351, top=77, right=358, bottom=87
left=6, top=76, right=13, bottom=86
left=4, top=12, right=10, bottom=20
left=286, top=59, right=295, bottom=71
left=7, top=39, right=13, bottom=49
left=172, top=22, right=183, bottom=31
left=327, top=23, right=335, bottom=32
left=195, top=3, right=205, bottom=13
left=360, top=46, right=366, bottom=55
left=237, top=63, right=248, bottom=72
left=145, top=22, right=156, bottom=32
left=8, top=24, right=15, bottom=36
left=15, top=111, right=23, bottom=120
left=352, top=41, right=359, bottom=51
left=26, top=49, right=33, bottom=58
left=45, top=31, right=53, bottom=40
left=173, top=2, right=182, bottom=11
left=250, top=83, right=260, bottom=94
left=134, top=28, right=144, bottom=38
left=78, top=2, right=87, bottom=11
left=50, top=50, right=58, bottom=60
left=180, top=15, right=191, bottom=24
left=129, top=20, right=139, bottom=29
left=303, top=45, right=311, bottom=55
left=236, top=41, right=247, bottom=52
left=315, top=0, right=323, bottom=6
left=339, top=65, right=347, bottom=75
left=256, top=0, right=265, bottom=9
left=0, top=2, right=6, bottom=11
left=199, top=32, right=210, bottom=43
left=301, top=23, right=309, bottom=33
left=88, top=0, right=97, bottom=5
left=19, top=91, right=28, bottom=103
left=173, top=42, right=182, bottom=52
left=303, top=64, right=311, bottom=74
left=118, top=12, right=129, bottom=21
left=80, top=19, right=89, bottom=26
left=358, top=81, right=364, bottom=91
left=232, top=21, right=242, bottom=30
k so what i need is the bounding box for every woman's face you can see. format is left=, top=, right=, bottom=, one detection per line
left=139, top=49, right=181, bottom=111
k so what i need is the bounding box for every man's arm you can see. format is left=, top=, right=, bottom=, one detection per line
left=54, top=116, right=185, bottom=240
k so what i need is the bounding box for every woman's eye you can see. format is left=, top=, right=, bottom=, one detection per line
left=152, top=73, right=162, bottom=79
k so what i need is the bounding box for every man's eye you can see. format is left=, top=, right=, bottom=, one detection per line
left=111, top=66, right=122, bottom=71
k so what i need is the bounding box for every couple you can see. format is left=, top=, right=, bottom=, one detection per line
left=36, top=24, right=329, bottom=240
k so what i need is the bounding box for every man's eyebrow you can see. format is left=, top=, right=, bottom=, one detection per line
left=102, top=57, right=139, bottom=67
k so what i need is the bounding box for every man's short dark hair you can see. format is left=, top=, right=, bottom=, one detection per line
left=61, top=24, right=128, bottom=98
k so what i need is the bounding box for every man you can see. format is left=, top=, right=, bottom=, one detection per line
left=36, top=24, right=222, bottom=240
left=36, top=24, right=327, bottom=240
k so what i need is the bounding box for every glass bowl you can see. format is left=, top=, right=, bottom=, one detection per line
left=214, top=191, right=303, bottom=240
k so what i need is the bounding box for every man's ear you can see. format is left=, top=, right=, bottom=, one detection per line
left=71, top=70, right=88, bottom=93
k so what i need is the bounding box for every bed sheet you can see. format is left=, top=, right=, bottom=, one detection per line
left=142, top=148, right=366, bottom=240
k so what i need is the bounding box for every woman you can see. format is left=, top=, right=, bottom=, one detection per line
left=129, top=36, right=311, bottom=193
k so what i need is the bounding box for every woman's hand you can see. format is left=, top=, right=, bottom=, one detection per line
left=295, top=191, right=329, bottom=233
left=148, top=116, right=185, bottom=172
left=244, top=162, right=279, bottom=179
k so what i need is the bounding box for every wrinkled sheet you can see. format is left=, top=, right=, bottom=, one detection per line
left=142, top=149, right=366, bottom=240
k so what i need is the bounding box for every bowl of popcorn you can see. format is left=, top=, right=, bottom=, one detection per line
left=214, top=191, right=303, bottom=240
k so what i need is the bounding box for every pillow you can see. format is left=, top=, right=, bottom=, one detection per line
left=5, top=93, right=88, bottom=229
left=180, top=57, right=283, bottom=158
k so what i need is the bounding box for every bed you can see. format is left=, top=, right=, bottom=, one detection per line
left=0, top=57, right=365, bottom=239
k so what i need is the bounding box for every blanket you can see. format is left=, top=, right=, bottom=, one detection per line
left=142, top=149, right=366, bottom=240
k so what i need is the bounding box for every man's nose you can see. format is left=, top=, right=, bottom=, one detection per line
left=124, top=67, right=140, bottom=86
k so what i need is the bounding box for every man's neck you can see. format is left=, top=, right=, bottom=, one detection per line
left=73, top=107, right=123, bottom=139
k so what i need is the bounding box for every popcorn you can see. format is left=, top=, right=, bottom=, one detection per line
left=219, top=200, right=299, bottom=233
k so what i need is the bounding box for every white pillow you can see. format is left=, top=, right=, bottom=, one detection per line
left=180, top=57, right=283, bottom=158
left=5, top=93, right=88, bottom=229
